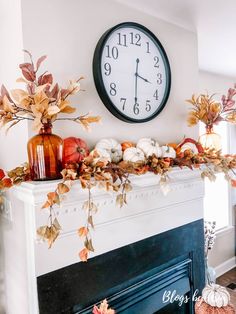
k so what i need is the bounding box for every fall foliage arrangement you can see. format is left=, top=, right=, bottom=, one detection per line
left=187, top=86, right=236, bottom=128
left=0, top=50, right=100, bottom=132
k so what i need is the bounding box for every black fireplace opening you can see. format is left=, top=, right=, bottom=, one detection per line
left=37, top=219, right=205, bottom=314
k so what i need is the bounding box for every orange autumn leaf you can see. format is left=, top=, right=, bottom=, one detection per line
left=231, top=179, right=236, bottom=187
left=78, top=227, right=88, bottom=237
left=57, top=182, right=70, bottom=194
left=41, top=200, right=51, bottom=209
left=79, top=247, right=89, bottom=262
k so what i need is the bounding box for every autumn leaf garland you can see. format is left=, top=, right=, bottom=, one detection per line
left=2, top=150, right=236, bottom=262
left=0, top=50, right=100, bottom=132
left=35, top=149, right=236, bottom=262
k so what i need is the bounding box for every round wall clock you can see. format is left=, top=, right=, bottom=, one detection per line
left=93, top=22, right=171, bottom=123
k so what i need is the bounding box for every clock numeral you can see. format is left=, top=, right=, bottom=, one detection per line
left=157, top=73, right=162, bottom=85
left=133, top=103, right=140, bottom=115
left=117, top=33, right=128, bottom=47
left=153, top=89, right=159, bottom=100
left=145, top=100, right=151, bottom=112
left=130, top=32, right=141, bottom=46
left=109, top=83, right=117, bottom=96
left=154, top=56, right=159, bottom=68
left=104, top=63, right=111, bottom=76
left=120, top=97, right=126, bottom=110
left=146, top=42, right=150, bottom=53
left=106, top=45, right=119, bottom=59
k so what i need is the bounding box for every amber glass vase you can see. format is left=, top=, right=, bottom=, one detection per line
left=27, top=123, right=63, bottom=181
left=199, top=125, right=221, bottom=151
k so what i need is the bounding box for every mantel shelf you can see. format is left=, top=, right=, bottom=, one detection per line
left=14, top=167, right=203, bottom=206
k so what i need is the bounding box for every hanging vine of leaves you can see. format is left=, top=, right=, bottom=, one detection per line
left=2, top=149, right=236, bottom=261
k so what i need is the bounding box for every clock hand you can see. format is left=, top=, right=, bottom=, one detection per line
left=134, top=58, right=139, bottom=104
left=137, top=73, right=151, bottom=83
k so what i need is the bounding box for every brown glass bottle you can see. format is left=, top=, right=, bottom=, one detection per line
left=27, top=123, right=63, bottom=181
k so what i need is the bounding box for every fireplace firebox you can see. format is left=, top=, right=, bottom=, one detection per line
left=37, top=219, right=205, bottom=314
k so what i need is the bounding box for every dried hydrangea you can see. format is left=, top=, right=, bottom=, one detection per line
left=204, top=221, right=216, bottom=257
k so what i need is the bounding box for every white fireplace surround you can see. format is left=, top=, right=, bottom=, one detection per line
left=14, top=167, right=204, bottom=314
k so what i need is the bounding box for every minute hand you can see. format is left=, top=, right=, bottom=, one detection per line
left=134, top=58, right=139, bottom=103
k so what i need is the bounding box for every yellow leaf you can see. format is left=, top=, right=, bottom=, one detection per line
left=60, top=105, right=76, bottom=114
left=57, top=182, right=70, bottom=194
left=10, top=89, right=29, bottom=103
left=3, top=96, right=15, bottom=113
left=67, top=80, right=81, bottom=95
left=53, top=218, right=61, bottom=230
left=33, top=91, right=49, bottom=109
left=47, top=105, right=60, bottom=116
left=58, top=100, right=70, bottom=110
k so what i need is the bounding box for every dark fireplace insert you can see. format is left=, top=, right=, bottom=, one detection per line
left=37, top=219, right=205, bottom=314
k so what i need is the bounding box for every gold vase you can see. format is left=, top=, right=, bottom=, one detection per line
left=199, top=125, right=221, bottom=151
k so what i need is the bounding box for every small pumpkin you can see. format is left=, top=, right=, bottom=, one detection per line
left=202, top=284, right=231, bottom=308
left=179, top=138, right=204, bottom=154
left=63, top=137, right=89, bottom=164
left=137, top=138, right=162, bottom=157
left=121, top=141, right=135, bottom=151
left=123, top=147, right=145, bottom=163
left=161, top=146, right=176, bottom=158
left=195, top=297, right=235, bottom=314
left=95, top=138, right=122, bottom=163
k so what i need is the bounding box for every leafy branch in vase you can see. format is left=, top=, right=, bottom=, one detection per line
left=0, top=50, right=100, bottom=132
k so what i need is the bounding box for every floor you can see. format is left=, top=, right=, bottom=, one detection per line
left=217, top=268, right=236, bottom=306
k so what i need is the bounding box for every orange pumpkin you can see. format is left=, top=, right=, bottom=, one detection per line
left=63, top=137, right=89, bottom=164
left=195, top=298, right=236, bottom=314
left=121, top=141, right=135, bottom=151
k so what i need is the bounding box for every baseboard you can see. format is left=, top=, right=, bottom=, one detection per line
left=215, top=256, right=236, bottom=278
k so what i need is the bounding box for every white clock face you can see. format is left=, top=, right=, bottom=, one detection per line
left=94, top=23, right=171, bottom=123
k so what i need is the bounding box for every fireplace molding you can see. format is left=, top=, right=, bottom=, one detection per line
left=14, top=167, right=205, bottom=314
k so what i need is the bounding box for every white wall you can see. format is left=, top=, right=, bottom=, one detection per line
left=0, top=1, right=29, bottom=313
left=199, top=70, right=236, bottom=269
left=3, top=0, right=228, bottom=312
left=21, top=0, right=199, bottom=146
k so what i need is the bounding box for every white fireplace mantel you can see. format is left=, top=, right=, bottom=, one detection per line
left=14, top=167, right=205, bottom=314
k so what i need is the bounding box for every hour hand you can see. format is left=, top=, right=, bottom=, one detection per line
left=137, top=73, right=151, bottom=83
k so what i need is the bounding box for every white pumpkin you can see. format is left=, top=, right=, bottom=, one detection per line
left=137, top=138, right=162, bottom=157
left=180, top=142, right=198, bottom=154
left=89, top=148, right=111, bottom=163
left=95, top=138, right=122, bottom=163
left=202, top=284, right=230, bottom=308
left=161, top=146, right=176, bottom=158
left=123, top=147, right=145, bottom=163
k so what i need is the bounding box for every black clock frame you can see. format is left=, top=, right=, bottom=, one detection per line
left=93, top=22, right=171, bottom=123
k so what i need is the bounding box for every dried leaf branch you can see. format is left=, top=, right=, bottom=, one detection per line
left=0, top=51, right=101, bottom=133
left=186, top=87, right=236, bottom=127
